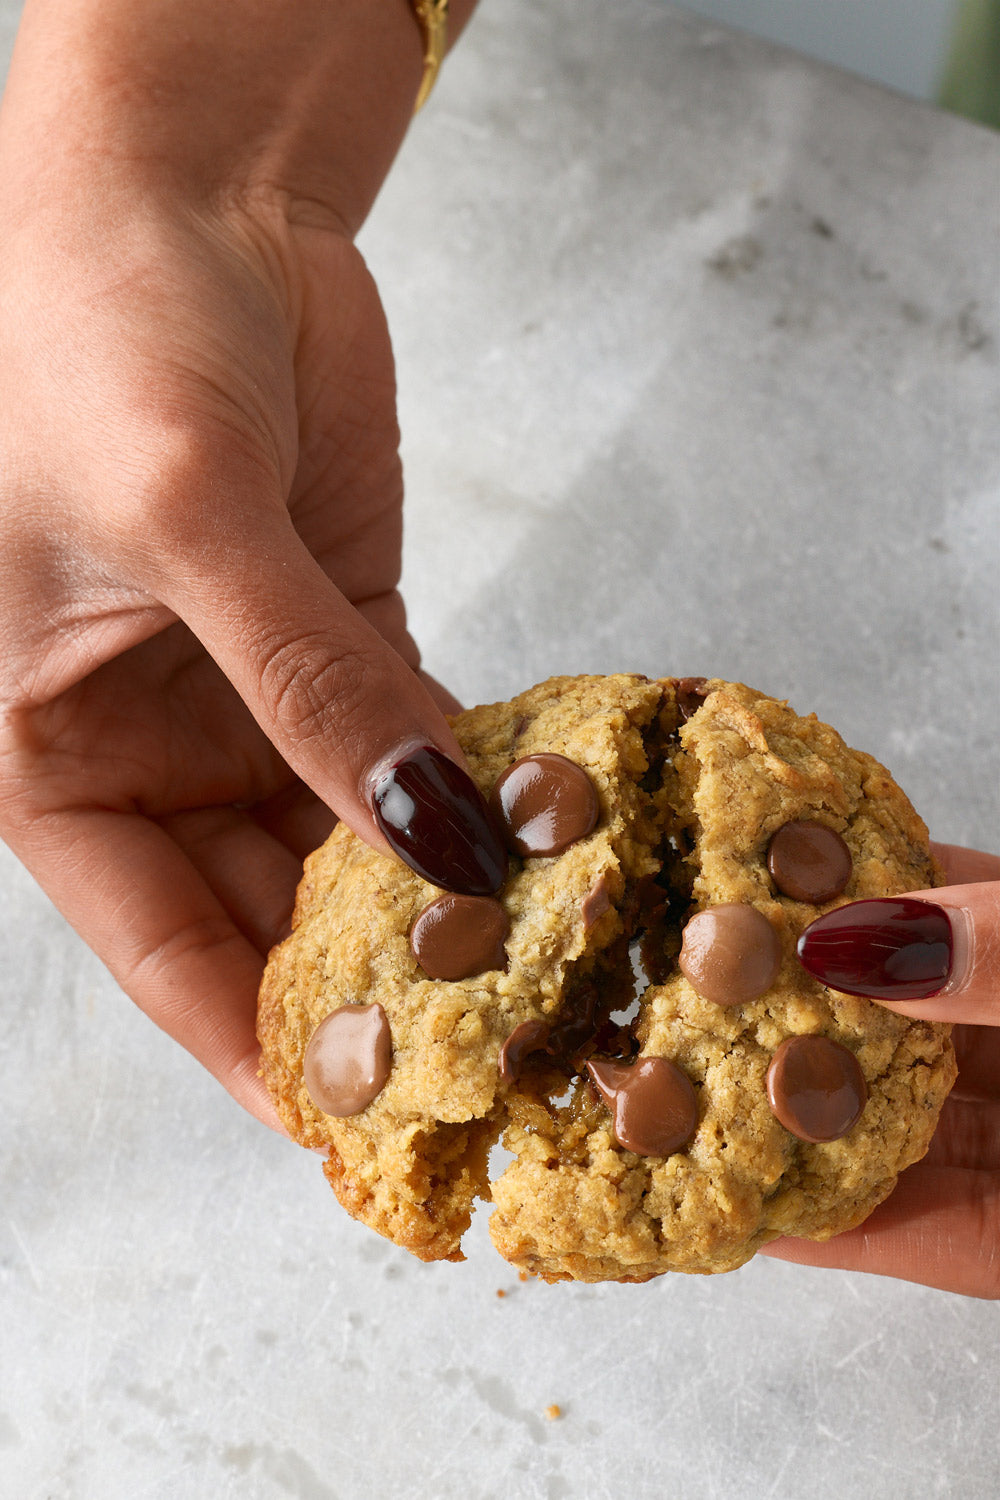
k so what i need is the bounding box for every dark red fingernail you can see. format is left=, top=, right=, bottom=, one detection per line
left=372, top=745, right=507, bottom=896
left=797, top=897, right=953, bottom=1000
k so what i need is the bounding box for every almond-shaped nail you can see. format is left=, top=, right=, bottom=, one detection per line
left=371, top=744, right=508, bottom=896
left=797, top=897, right=954, bottom=1000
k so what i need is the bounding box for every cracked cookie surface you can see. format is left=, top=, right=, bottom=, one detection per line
left=257, top=675, right=955, bottom=1281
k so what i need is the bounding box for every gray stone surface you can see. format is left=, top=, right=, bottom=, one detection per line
left=1, top=1, right=998, bottom=1496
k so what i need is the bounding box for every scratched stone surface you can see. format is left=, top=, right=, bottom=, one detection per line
left=1, top=1, right=998, bottom=1497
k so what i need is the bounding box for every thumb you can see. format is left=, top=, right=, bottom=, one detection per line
left=796, top=846, right=1000, bottom=1026
left=162, top=508, right=507, bottom=897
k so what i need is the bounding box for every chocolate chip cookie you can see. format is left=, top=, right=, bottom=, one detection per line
left=256, top=676, right=955, bottom=1282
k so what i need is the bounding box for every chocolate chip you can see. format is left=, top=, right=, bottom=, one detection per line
left=499, top=1020, right=551, bottom=1083
left=490, top=754, right=599, bottom=858
left=767, top=821, right=852, bottom=903
left=765, top=1035, right=867, bottom=1143
left=410, top=894, right=509, bottom=981
left=303, top=1003, right=392, bottom=1117
left=586, top=1056, right=698, bottom=1156
left=581, top=874, right=613, bottom=930
left=674, top=677, right=710, bottom=722
left=678, top=904, right=781, bottom=1006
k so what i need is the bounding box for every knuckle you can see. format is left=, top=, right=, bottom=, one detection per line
left=257, top=630, right=383, bottom=752
left=0, top=712, right=49, bottom=835
left=99, top=415, right=280, bottom=570
left=120, top=913, right=248, bottom=1000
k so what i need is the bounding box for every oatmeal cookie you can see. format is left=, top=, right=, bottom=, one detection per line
left=257, top=676, right=955, bottom=1281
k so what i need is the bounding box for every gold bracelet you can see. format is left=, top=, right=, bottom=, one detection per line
left=410, top=0, right=449, bottom=111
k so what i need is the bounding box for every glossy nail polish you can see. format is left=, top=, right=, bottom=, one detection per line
left=371, top=745, right=508, bottom=896
left=797, top=897, right=953, bottom=1000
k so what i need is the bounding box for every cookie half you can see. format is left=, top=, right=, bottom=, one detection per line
left=257, top=676, right=955, bottom=1281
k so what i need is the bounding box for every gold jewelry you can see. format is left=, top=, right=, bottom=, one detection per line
left=410, top=0, right=449, bottom=111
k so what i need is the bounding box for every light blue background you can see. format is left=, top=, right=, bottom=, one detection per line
left=678, top=0, right=959, bottom=99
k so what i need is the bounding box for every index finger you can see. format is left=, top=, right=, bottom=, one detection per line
left=797, top=846, right=1000, bottom=1028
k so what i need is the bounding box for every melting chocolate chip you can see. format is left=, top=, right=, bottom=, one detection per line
left=765, top=1035, right=867, bottom=1142
left=490, top=754, right=599, bottom=858
left=678, top=904, right=781, bottom=1006
left=303, top=1003, right=392, bottom=1117
left=581, top=874, right=613, bottom=931
left=767, top=821, right=853, bottom=903
left=587, top=1056, right=698, bottom=1156
left=498, top=943, right=638, bottom=1085
left=675, top=677, right=710, bottom=722
left=544, top=973, right=605, bottom=1072
left=410, top=893, right=509, bottom=981
left=499, top=1020, right=551, bottom=1083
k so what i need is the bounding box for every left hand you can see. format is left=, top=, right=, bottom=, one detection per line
left=0, top=0, right=474, bottom=1131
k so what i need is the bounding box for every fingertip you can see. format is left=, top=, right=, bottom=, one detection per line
left=368, top=740, right=507, bottom=896
left=798, top=886, right=1000, bottom=1027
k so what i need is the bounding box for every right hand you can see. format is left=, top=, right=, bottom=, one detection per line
left=762, top=843, right=1000, bottom=1297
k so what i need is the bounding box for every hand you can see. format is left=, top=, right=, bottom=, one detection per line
left=0, top=0, right=484, bottom=1129
left=761, top=843, right=1000, bottom=1298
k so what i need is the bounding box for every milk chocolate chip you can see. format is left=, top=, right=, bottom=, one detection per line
left=678, top=904, right=781, bottom=1006
left=490, top=754, right=599, bottom=858
left=303, top=1003, right=392, bottom=1117
left=675, top=677, right=710, bottom=722
left=498, top=1019, right=551, bottom=1083
left=581, top=874, right=613, bottom=930
left=586, top=1056, right=698, bottom=1157
left=766, top=1035, right=867, bottom=1142
left=767, top=821, right=852, bottom=903
left=410, top=894, right=509, bottom=981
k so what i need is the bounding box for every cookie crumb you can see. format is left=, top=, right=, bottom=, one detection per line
left=495, top=1289, right=506, bottom=1298
left=545, top=1404, right=562, bottom=1421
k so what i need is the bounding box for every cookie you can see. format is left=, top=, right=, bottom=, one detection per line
left=257, top=676, right=955, bottom=1282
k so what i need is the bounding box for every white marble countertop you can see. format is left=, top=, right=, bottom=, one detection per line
left=2, top=2, right=998, bottom=1496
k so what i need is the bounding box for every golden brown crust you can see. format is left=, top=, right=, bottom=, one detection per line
left=257, top=676, right=955, bottom=1281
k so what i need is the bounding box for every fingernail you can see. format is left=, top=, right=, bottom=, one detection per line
left=797, top=897, right=954, bottom=1000
left=371, top=744, right=508, bottom=896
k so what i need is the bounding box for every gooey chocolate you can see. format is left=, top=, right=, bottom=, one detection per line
left=767, top=820, right=852, bottom=904
left=674, top=676, right=710, bottom=722
left=410, top=893, right=509, bottom=981
left=765, top=1034, right=867, bottom=1142
left=303, top=1003, right=392, bottom=1117
left=678, top=904, right=781, bottom=1006
left=587, top=1056, right=698, bottom=1157
left=498, top=1019, right=551, bottom=1084
left=490, top=753, right=599, bottom=858
left=581, top=873, right=613, bottom=930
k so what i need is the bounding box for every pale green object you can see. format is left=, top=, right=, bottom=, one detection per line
left=940, top=0, right=1000, bottom=126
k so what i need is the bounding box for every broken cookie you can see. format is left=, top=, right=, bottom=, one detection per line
left=257, top=675, right=955, bottom=1282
